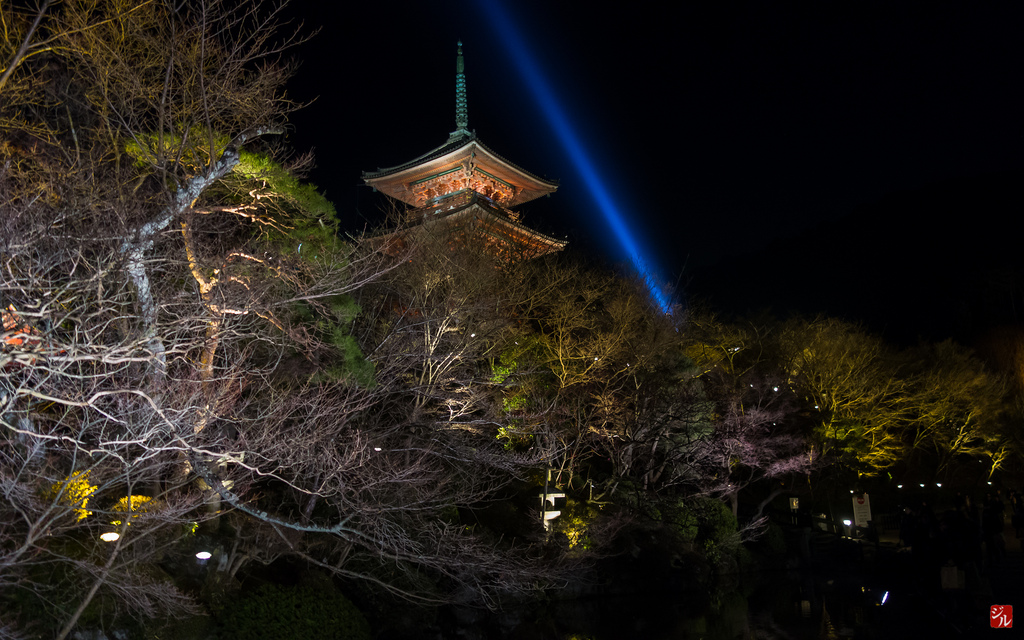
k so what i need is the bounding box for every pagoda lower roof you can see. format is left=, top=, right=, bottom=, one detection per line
left=362, top=132, right=558, bottom=207
left=368, top=190, right=567, bottom=261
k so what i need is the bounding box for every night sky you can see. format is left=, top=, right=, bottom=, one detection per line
left=285, top=1, right=1024, bottom=330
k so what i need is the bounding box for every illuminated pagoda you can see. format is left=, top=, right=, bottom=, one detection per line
left=363, top=42, right=566, bottom=261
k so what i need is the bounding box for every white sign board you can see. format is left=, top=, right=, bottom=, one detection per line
left=852, top=493, right=872, bottom=527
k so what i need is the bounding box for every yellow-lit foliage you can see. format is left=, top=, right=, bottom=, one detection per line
left=46, top=471, right=98, bottom=522
left=554, top=499, right=600, bottom=551
left=778, top=317, right=906, bottom=473
left=562, top=514, right=590, bottom=549
left=110, top=495, right=153, bottom=526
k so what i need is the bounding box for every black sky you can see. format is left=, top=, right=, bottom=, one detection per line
left=285, top=1, right=1024, bottom=306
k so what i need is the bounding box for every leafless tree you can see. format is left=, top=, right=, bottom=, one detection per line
left=901, top=340, right=1010, bottom=479
left=0, top=0, right=398, bottom=634
left=0, top=3, right=605, bottom=633
left=773, top=317, right=909, bottom=474
left=337, top=224, right=574, bottom=603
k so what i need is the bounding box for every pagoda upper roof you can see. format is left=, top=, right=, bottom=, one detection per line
left=362, top=131, right=558, bottom=208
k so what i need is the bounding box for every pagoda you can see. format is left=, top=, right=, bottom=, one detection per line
left=363, top=43, right=566, bottom=261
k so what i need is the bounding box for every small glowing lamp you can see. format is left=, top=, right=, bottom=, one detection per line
left=374, top=447, right=382, bottom=452
left=195, top=551, right=212, bottom=560
left=897, top=484, right=903, bottom=489
left=881, top=591, right=889, bottom=605
left=842, top=519, right=852, bottom=526
left=936, top=483, right=942, bottom=487
left=919, top=483, right=925, bottom=488
left=100, top=532, right=120, bottom=542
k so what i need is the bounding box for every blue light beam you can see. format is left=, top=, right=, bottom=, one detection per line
left=477, top=0, right=673, bottom=313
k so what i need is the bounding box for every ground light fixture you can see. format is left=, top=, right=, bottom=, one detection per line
left=195, top=550, right=212, bottom=566
left=100, top=532, right=119, bottom=542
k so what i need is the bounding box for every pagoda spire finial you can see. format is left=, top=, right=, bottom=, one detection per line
left=454, top=41, right=469, bottom=134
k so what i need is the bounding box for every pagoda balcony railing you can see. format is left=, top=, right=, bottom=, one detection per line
left=408, top=188, right=520, bottom=223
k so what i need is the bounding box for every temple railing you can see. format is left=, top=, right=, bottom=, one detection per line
left=407, top=189, right=520, bottom=223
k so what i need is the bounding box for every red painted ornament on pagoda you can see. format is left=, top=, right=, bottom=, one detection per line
left=363, top=42, right=566, bottom=261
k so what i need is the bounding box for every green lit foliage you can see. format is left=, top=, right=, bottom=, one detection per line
left=489, top=354, right=518, bottom=384
left=502, top=395, right=528, bottom=413
left=194, top=148, right=374, bottom=387
left=664, top=497, right=739, bottom=568
left=188, top=148, right=348, bottom=271
left=233, top=151, right=346, bottom=261
left=665, top=497, right=736, bottom=545
left=235, top=151, right=337, bottom=220
left=45, top=470, right=97, bottom=522
left=124, top=129, right=230, bottom=171
left=311, top=296, right=375, bottom=386
left=490, top=355, right=534, bottom=448
left=495, top=425, right=532, bottom=451
left=218, top=582, right=370, bottom=640
left=317, top=329, right=376, bottom=387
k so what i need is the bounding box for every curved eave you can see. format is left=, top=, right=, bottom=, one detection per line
left=363, top=135, right=558, bottom=207
left=435, top=205, right=568, bottom=253
left=366, top=200, right=567, bottom=259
